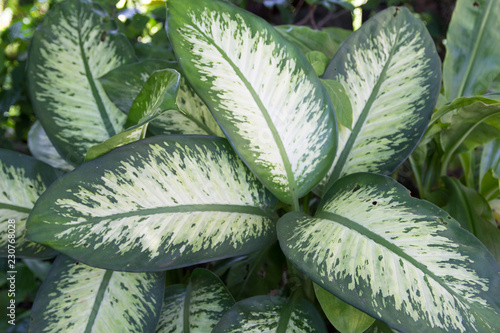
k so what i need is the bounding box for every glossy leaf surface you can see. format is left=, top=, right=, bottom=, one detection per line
left=168, top=0, right=336, bottom=204
left=30, top=255, right=164, bottom=333
left=27, top=0, right=136, bottom=164
left=321, top=7, right=441, bottom=194
left=212, top=295, right=327, bottom=333
left=27, top=136, right=277, bottom=271
left=443, top=0, right=500, bottom=99
left=156, top=268, right=235, bottom=332
left=0, top=150, right=59, bottom=258
left=278, top=173, right=500, bottom=332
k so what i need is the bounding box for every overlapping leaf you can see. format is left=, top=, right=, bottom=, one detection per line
left=168, top=0, right=336, bottom=205
left=30, top=255, right=164, bottom=333
left=278, top=173, right=500, bottom=332
left=27, top=136, right=277, bottom=271
left=0, top=150, right=59, bottom=258
left=320, top=7, right=441, bottom=194
left=443, top=0, right=500, bottom=99
left=99, top=60, right=224, bottom=136
left=212, top=296, right=326, bottom=333
left=85, top=68, right=181, bottom=160
left=28, top=121, right=74, bottom=172
left=156, top=268, right=235, bottom=332
left=27, top=0, right=136, bottom=164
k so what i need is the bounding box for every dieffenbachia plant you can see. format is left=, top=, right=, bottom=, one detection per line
left=0, top=0, right=498, bottom=331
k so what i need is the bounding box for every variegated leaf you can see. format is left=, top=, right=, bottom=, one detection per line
left=27, top=136, right=277, bottom=271
left=98, top=60, right=224, bottom=136
left=28, top=121, right=75, bottom=172
left=0, top=149, right=59, bottom=258
left=29, top=255, right=164, bottom=333
left=278, top=173, right=500, bottom=332
left=320, top=7, right=441, bottom=194
left=27, top=0, right=136, bottom=165
left=156, top=268, right=235, bottom=332
left=443, top=0, right=500, bottom=99
left=149, top=79, right=225, bottom=137
left=167, top=0, right=336, bottom=205
left=85, top=69, right=181, bottom=161
left=212, top=295, right=327, bottom=333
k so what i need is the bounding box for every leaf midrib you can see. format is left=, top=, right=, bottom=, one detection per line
left=84, top=270, right=113, bottom=333
left=326, top=16, right=402, bottom=190
left=77, top=5, right=116, bottom=138
left=456, top=0, right=495, bottom=98
left=186, top=21, right=298, bottom=204
left=0, top=202, right=31, bottom=213
left=60, top=204, right=274, bottom=224
left=315, top=211, right=466, bottom=306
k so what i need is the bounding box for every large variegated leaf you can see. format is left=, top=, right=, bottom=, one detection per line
left=212, top=295, right=327, bottom=333
left=443, top=0, right=500, bottom=99
left=278, top=173, right=500, bottom=332
left=156, top=268, right=235, bottom=332
left=99, top=60, right=224, bottom=136
left=27, top=136, right=277, bottom=271
left=27, top=0, right=136, bottom=165
left=30, top=255, right=164, bottom=333
left=28, top=121, right=74, bottom=172
left=0, top=150, right=59, bottom=258
left=320, top=7, right=441, bottom=194
left=167, top=0, right=336, bottom=205
left=85, top=69, right=181, bottom=160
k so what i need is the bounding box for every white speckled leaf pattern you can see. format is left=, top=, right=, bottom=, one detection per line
left=85, top=69, right=181, bottom=161
left=156, top=268, right=235, bottom=333
left=212, top=296, right=326, bottom=333
left=320, top=7, right=441, bottom=194
left=28, top=121, right=75, bottom=172
left=150, top=79, right=225, bottom=137
left=27, top=0, right=136, bottom=165
left=167, top=0, right=336, bottom=204
left=27, top=136, right=277, bottom=271
left=29, top=255, right=164, bottom=333
left=0, top=150, right=59, bottom=258
left=278, top=173, right=500, bottom=332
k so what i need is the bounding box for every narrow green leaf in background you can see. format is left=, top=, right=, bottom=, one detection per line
left=29, top=255, right=164, bottom=333
left=440, top=177, right=500, bottom=265
left=99, top=60, right=224, bottom=137
left=321, top=79, right=353, bottom=130
left=156, top=268, right=235, bottom=332
left=275, top=25, right=351, bottom=59
left=27, top=0, right=137, bottom=165
left=0, top=150, right=59, bottom=258
left=212, top=295, right=327, bottom=333
left=278, top=172, right=500, bottom=332
left=443, top=0, right=500, bottom=99
left=314, top=283, right=375, bottom=333
left=305, top=51, right=330, bottom=76
left=439, top=102, right=500, bottom=173
left=321, top=7, right=441, bottom=194
left=167, top=0, right=336, bottom=205
left=27, top=136, right=277, bottom=271
left=85, top=69, right=181, bottom=161
left=479, top=138, right=500, bottom=200
left=27, top=121, right=75, bottom=172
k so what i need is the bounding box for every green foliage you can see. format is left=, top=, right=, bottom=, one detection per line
left=1, top=0, right=500, bottom=332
